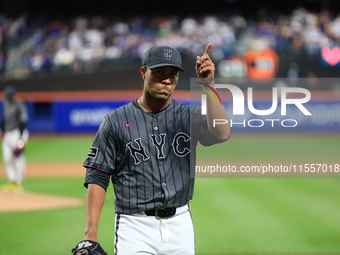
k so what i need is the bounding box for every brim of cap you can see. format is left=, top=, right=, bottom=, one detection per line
left=145, top=63, right=185, bottom=72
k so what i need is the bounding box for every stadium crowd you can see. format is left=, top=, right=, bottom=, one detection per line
left=1, top=7, right=340, bottom=77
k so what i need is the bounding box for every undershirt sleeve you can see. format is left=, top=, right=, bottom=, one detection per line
left=84, top=167, right=111, bottom=191
left=191, top=105, right=226, bottom=146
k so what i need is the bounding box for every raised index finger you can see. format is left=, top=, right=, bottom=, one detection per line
left=204, top=43, right=212, bottom=55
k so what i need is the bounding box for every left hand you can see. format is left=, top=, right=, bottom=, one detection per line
left=195, top=43, right=215, bottom=79
left=71, top=240, right=107, bottom=255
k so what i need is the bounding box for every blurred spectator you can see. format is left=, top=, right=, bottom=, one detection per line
left=32, top=29, right=44, bottom=51
left=30, top=51, right=52, bottom=72
left=330, top=14, right=340, bottom=42
left=68, top=28, right=84, bottom=51
left=53, top=46, right=75, bottom=70
left=302, top=13, right=329, bottom=55
left=49, top=21, right=65, bottom=38
left=0, top=50, right=5, bottom=73
left=0, top=27, right=3, bottom=47
left=0, top=14, right=27, bottom=39
left=0, top=7, right=336, bottom=78
left=21, top=52, right=32, bottom=76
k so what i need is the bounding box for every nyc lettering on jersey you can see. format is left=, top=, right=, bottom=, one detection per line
left=126, top=132, right=190, bottom=165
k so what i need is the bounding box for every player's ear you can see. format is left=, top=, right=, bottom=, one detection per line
left=140, top=67, right=147, bottom=80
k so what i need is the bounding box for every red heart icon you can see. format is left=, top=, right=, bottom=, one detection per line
left=322, top=46, right=340, bottom=66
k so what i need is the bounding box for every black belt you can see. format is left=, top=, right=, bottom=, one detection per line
left=145, top=207, right=176, bottom=219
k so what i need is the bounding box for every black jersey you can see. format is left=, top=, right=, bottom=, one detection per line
left=84, top=99, right=221, bottom=214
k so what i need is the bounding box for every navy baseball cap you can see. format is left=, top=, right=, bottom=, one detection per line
left=142, top=45, right=185, bottom=72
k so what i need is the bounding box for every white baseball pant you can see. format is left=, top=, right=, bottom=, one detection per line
left=2, top=128, right=29, bottom=184
left=114, top=204, right=195, bottom=255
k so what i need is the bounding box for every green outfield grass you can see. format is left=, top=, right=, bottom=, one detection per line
left=0, top=132, right=339, bottom=254
left=197, top=132, right=340, bottom=160
left=3, top=132, right=339, bottom=162
left=191, top=178, right=340, bottom=254
left=22, top=134, right=95, bottom=162
left=0, top=178, right=115, bottom=255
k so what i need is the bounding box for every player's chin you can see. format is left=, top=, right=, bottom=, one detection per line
left=155, top=92, right=172, bottom=101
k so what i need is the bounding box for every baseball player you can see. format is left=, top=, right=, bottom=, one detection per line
left=0, top=85, right=29, bottom=192
left=72, top=43, right=230, bottom=255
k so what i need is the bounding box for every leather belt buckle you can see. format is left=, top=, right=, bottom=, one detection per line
left=145, top=207, right=177, bottom=219
left=155, top=208, right=176, bottom=219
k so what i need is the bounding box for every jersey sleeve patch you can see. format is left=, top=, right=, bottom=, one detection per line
left=87, top=147, right=98, bottom=158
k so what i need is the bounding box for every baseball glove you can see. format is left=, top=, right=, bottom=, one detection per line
left=71, top=240, right=108, bottom=255
left=13, top=139, right=25, bottom=157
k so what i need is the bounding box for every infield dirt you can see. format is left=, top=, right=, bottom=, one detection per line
left=0, top=162, right=85, bottom=212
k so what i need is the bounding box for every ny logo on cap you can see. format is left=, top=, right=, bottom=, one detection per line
left=164, top=49, right=173, bottom=60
